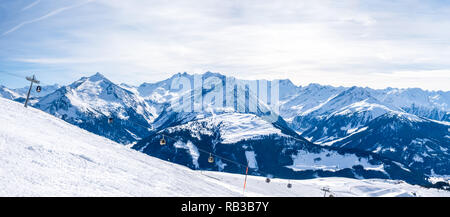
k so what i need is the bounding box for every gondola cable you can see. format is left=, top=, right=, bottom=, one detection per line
left=0, top=71, right=52, bottom=86
left=156, top=132, right=298, bottom=189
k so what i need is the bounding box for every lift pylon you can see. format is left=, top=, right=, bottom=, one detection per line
left=24, top=74, right=40, bottom=108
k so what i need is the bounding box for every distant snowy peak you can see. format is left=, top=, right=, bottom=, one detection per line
left=137, top=72, right=193, bottom=103
left=278, top=82, right=449, bottom=121
left=3, top=97, right=448, bottom=196
left=380, top=87, right=450, bottom=109
left=277, top=79, right=302, bottom=101
left=133, top=72, right=448, bottom=122
left=13, top=84, right=61, bottom=98
left=150, top=72, right=301, bottom=141
left=0, top=85, right=21, bottom=100
left=308, top=86, right=393, bottom=116
left=68, top=72, right=117, bottom=95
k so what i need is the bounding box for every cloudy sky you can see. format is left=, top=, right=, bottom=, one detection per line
left=0, top=0, right=449, bottom=90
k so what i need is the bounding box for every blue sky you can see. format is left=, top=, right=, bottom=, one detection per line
left=0, top=0, right=449, bottom=90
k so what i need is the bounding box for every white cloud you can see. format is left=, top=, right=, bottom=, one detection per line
left=2, top=0, right=450, bottom=90
left=21, top=0, right=41, bottom=11
left=2, top=0, right=94, bottom=36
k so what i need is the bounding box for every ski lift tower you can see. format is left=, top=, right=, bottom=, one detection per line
left=24, top=75, right=40, bottom=108
left=321, top=187, right=331, bottom=197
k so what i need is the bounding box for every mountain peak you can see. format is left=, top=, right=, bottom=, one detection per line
left=279, top=79, right=295, bottom=86
left=338, top=86, right=372, bottom=97
left=68, top=73, right=112, bottom=90
left=88, top=72, right=108, bottom=82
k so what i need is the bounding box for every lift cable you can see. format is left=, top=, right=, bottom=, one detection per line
left=0, top=71, right=53, bottom=86
left=158, top=132, right=248, bottom=168
left=155, top=132, right=299, bottom=190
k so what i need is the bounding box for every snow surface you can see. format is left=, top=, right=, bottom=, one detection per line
left=0, top=98, right=237, bottom=196
left=319, top=127, right=368, bottom=146
left=245, top=151, right=258, bottom=169
left=167, top=113, right=284, bottom=144
left=288, top=150, right=386, bottom=173
left=201, top=171, right=450, bottom=197
left=1, top=97, right=449, bottom=197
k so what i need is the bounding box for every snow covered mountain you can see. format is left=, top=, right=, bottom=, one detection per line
left=285, top=86, right=449, bottom=139
left=4, top=97, right=449, bottom=196
left=276, top=83, right=449, bottom=180
left=0, top=84, right=61, bottom=103
left=374, top=88, right=450, bottom=122
left=0, top=85, right=21, bottom=100
left=0, top=97, right=247, bottom=196
left=34, top=73, right=156, bottom=144
left=1, top=71, right=449, bottom=188
left=13, top=84, right=61, bottom=99
left=132, top=73, right=437, bottom=187
left=135, top=110, right=439, bottom=187
left=290, top=86, right=399, bottom=144
left=135, top=72, right=195, bottom=117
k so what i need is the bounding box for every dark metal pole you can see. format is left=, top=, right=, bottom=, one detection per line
left=24, top=76, right=34, bottom=108
left=24, top=75, right=40, bottom=108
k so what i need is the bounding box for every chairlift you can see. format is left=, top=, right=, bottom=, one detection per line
left=108, top=117, right=113, bottom=124
left=160, top=135, right=166, bottom=145
left=208, top=153, right=214, bottom=163
left=36, top=86, right=42, bottom=93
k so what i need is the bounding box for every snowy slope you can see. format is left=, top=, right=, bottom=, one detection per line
left=202, top=172, right=450, bottom=197
left=0, top=97, right=238, bottom=196
left=293, top=87, right=399, bottom=144
left=1, top=97, right=448, bottom=197
left=166, top=113, right=286, bottom=144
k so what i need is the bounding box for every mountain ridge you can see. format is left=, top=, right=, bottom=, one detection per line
left=1, top=71, right=449, bottom=187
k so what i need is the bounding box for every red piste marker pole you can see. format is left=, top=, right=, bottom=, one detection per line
left=243, top=165, right=249, bottom=195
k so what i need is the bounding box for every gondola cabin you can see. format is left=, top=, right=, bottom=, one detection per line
left=160, top=136, right=166, bottom=145
left=208, top=153, right=214, bottom=163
